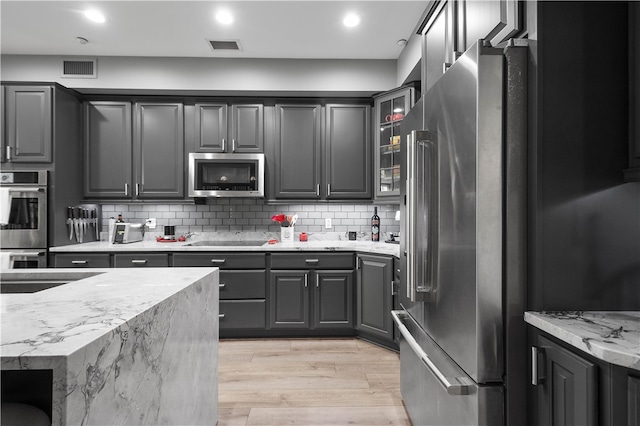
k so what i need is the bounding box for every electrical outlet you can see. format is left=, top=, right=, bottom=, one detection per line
left=145, top=218, right=157, bottom=229
left=325, top=218, right=332, bottom=229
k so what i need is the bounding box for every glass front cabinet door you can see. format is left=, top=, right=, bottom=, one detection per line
left=374, top=86, right=415, bottom=200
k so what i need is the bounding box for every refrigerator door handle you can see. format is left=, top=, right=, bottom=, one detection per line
left=392, top=310, right=474, bottom=395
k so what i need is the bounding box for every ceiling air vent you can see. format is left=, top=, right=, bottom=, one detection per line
left=207, top=39, right=242, bottom=52
left=61, top=59, right=97, bottom=78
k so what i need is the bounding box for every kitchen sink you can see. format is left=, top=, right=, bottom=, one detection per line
left=184, top=240, right=267, bottom=247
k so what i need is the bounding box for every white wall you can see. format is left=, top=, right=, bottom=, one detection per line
left=0, top=55, right=399, bottom=96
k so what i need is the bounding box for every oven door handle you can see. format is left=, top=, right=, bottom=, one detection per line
left=8, top=252, right=45, bottom=258
left=391, top=310, right=474, bottom=395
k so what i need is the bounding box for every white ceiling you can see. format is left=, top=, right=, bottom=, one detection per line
left=0, top=1, right=428, bottom=60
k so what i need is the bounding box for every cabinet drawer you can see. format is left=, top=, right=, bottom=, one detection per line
left=173, top=253, right=266, bottom=269
left=54, top=253, right=111, bottom=268
left=219, top=300, right=266, bottom=329
left=270, top=253, right=353, bottom=269
left=114, top=254, right=169, bottom=268
left=220, top=270, right=266, bottom=299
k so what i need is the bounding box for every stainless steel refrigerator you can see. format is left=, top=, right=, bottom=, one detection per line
left=393, top=40, right=528, bottom=425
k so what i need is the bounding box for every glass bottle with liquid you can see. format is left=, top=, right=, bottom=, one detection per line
left=371, top=207, right=380, bottom=241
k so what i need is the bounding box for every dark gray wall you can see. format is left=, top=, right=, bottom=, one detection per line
left=528, top=1, right=640, bottom=311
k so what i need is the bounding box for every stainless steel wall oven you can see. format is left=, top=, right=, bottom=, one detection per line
left=1, top=170, right=48, bottom=268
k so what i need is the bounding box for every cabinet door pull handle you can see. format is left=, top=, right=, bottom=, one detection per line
left=71, top=260, right=88, bottom=264
left=304, top=274, right=308, bottom=288
left=531, top=346, right=545, bottom=385
left=219, top=283, right=226, bottom=288
left=210, top=259, right=226, bottom=264
left=222, top=138, right=226, bottom=152
left=124, top=183, right=129, bottom=196
left=316, top=184, right=320, bottom=197
left=131, top=259, right=148, bottom=264
left=232, top=139, right=236, bottom=152
left=305, top=259, right=319, bottom=264
left=6, top=146, right=11, bottom=161
left=316, top=275, right=320, bottom=288
left=327, top=184, right=331, bottom=197
left=219, top=313, right=225, bottom=319
left=391, top=280, right=396, bottom=296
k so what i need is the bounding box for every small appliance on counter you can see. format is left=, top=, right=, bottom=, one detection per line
left=112, top=223, right=144, bottom=244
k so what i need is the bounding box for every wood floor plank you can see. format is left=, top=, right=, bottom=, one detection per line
left=220, top=373, right=370, bottom=391
left=249, top=350, right=399, bottom=364
left=366, top=373, right=401, bottom=389
left=219, top=388, right=404, bottom=409
left=217, top=407, right=251, bottom=426
left=220, top=361, right=335, bottom=376
left=245, top=406, right=412, bottom=426
left=289, top=338, right=360, bottom=352
left=218, top=338, right=410, bottom=426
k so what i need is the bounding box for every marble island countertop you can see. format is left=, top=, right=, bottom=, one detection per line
left=50, top=231, right=402, bottom=257
left=525, top=311, right=640, bottom=371
left=1, top=267, right=219, bottom=425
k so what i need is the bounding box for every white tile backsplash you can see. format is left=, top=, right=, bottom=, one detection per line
left=100, top=201, right=400, bottom=237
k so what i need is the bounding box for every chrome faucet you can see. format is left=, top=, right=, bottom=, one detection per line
left=184, top=231, right=197, bottom=240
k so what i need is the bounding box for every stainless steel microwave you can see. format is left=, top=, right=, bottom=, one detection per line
left=188, top=153, right=265, bottom=198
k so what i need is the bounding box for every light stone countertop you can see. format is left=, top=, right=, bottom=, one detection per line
left=50, top=231, right=402, bottom=257
left=525, top=311, right=640, bottom=371
left=1, top=267, right=219, bottom=425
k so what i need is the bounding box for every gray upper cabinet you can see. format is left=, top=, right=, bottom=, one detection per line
left=194, top=102, right=263, bottom=153
left=273, top=102, right=371, bottom=201
left=421, top=0, right=523, bottom=95
left=84, top=100, right=184, bottom=199
left=422, top=0, right=456, bottom=95
left=325, top=104, right=371, bottom=200
left=625, top=2, right=640, bottom=182
left=84, top=101, right=133, bottom=198
left=459, top=0, right=522, bottom=50
left=231, top=104, right=264, bottom=152
left=374, top=87, right=415, bottom=200
left=134, top=102, right=184, bottom=199
left=194, top=103, right=227, bottom=152
left=3, top=85, right=52, bottom=163
left=274, top=104, right=322, bottom=199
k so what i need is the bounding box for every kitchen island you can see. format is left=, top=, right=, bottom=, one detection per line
left=1, top=267, right=219, bottom=425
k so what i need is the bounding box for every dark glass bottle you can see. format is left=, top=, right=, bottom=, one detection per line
left=116, top=213, right=124, bottom=223
left=371, top=207, right=380, bottom=241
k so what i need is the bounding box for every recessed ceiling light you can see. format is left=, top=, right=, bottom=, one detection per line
left=84, top=9, right=105, bottom=23
left=343, top=13, right=360, bottom=28
left=216, top=10, right=233, bottom=25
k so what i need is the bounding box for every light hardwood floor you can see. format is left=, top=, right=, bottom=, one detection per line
left=217, top=338, right=412, bottom=426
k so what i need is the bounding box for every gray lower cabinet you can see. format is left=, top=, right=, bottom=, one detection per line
left=53, top=253, right=111, bottom=268
left=3, top=85, right=52, bottom=163
left=531, top=333, right=597, bottom=426
left=83, top=100, right=184, bottom=199
left=530, top=329, right=640, bottom=426
left=173, top=253, right=267, bottom=330
left=113, top=253, right=169, bottom=268
left=269, top=253, right=354, bottom=330
left=356, top=254, right=394, bottom=344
